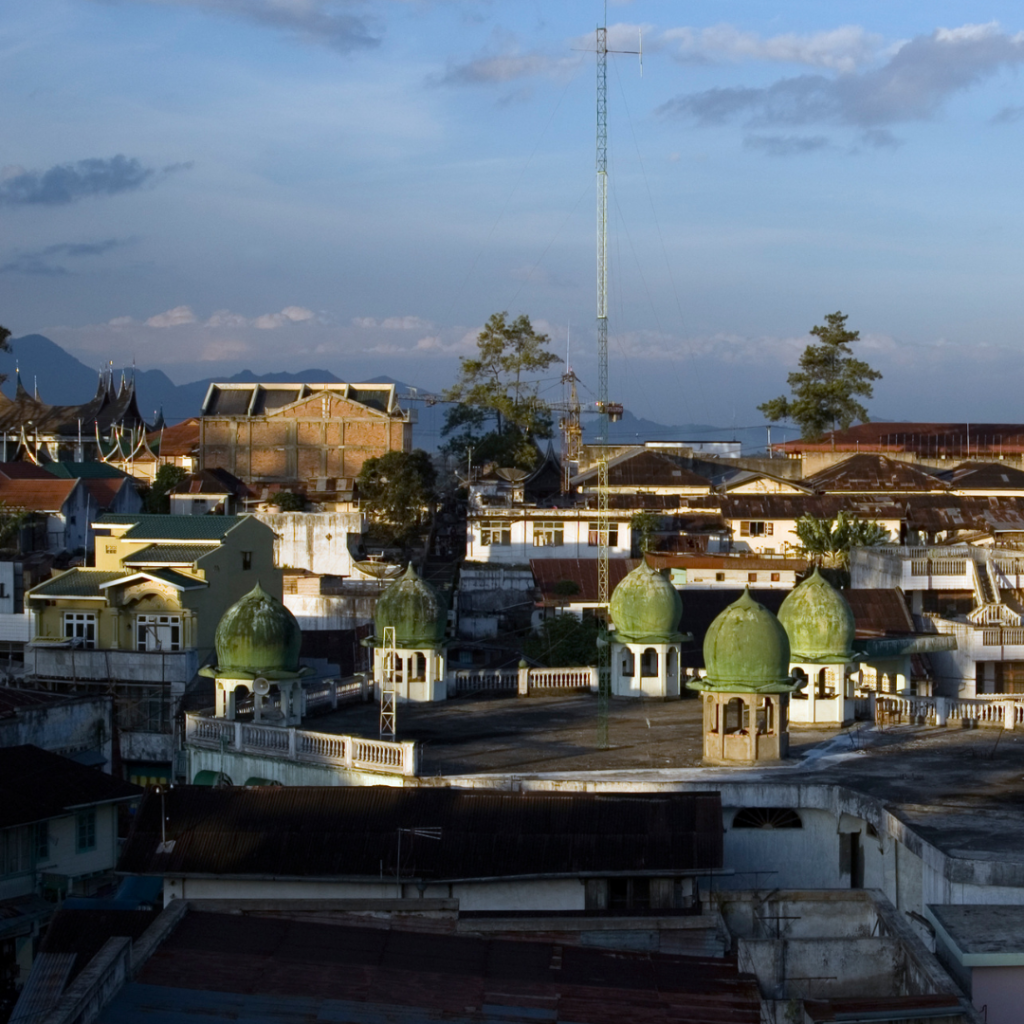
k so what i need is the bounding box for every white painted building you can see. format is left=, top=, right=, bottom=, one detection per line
left=466, top=508, right=633, bottom=563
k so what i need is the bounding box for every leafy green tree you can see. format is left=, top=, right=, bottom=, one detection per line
left=269, top=490, right=306, bottom=512
left=629, top=510, right=660, bottom=555
left=522, top=614, right=600, bottom=667
left=759, top=312, right=882, bottom=440
left=795, top=511, right=890, bottom=571
left=144, top=464, right=188, bottom=514
left=442, top=311, right=561, bottom=470
left=0, top=502, right=28, bottom=552
left=357, top=449, right=437, bottom=545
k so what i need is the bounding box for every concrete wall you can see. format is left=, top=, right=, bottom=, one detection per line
left=166, top=876, right=584, bottom=913
left=0, top=693, right=113, bottom=767
left=284, top=593, right=376, bottom=631
left=187, top=746, right=407, bottom=788
left=972, top=966, right=1024, bottom=1024
left=255, top=511, right=365, bottom=576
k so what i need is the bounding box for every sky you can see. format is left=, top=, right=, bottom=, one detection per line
left=5, top=1, right=1024, bottom=432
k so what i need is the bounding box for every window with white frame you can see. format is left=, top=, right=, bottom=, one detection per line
left=63, top=612, right=96, bottom=648
left=533, top=521, right=564, bottom=547
left=740, top=521, right=772, bottom=537
left=587, top=522, right=619, bottom=547
left=136, top=615, right=182, bottom=652
left=479, top=520, right=511, bottom=546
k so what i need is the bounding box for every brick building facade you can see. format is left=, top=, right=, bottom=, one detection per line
left=199, top=383, right=413, bottom=503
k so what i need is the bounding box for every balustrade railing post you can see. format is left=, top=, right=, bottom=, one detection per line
left=934, top=696, right=948, bottom=727
left=518, top=662, right=530, bottom=697
left=344, top=734, right=353, bottom=770
left=401, top=740, right=419, bottom=777
left=288, top=727, right=297, bottom=759
left=1005, top=702, right=1017, bottom=731
left=233, top=720, right=242, bottom=750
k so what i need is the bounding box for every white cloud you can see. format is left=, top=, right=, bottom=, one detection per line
left=352, top=315, right=431, bottom=330
left=663, top=24, right=884, bottom=72
left=146, top=305, right=197, bottom=327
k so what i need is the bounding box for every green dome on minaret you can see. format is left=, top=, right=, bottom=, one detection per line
left=700, top=589, right=797, bottom=693
left=777, top=569, right=855, bottom=664
left=610, top=561, right=686, bottom=644
left=374, top=564, right=447, bottom=648
left=211, top=582, right=303, bottom=679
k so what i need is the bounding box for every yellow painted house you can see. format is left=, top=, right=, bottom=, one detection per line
left=28, top=514, right=280, bottom=659
left=24, top=514, right=280, bottom=778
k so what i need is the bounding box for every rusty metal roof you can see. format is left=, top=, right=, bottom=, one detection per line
left=103, top=911, right=761, bottom=1024
left=802, top=454, right=947, bottom=493
left=118, top=787, right=723, bottom=880
left=574, top=449, right=713, bottom=491
left=645, top=553, right=808, bottom=573
left=843, top=589, right=915, bottom=637
left=776, top=421, right=1024, bottom=456
left=531, top=558, right=639, bottom=606
left=945, top=461, right=1024, bottom=489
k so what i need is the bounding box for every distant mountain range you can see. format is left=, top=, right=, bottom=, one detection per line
left=4, top=334, right=800, bottom=455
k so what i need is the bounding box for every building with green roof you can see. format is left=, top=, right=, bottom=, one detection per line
left=608, top=560, right=691, bottom=699
left=778, top=569, right=857, bottom=729
left=369, top=564, right=448, bottom=702
left=689, top=589, right=802, bottom=765
left=25, top=513, right=280, bottom=781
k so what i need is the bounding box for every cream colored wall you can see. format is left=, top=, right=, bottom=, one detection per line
left=727, top=479, right=807, bottom=495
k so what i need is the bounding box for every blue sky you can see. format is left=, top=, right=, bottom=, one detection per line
left=4, top=1, right=1024, bottom=429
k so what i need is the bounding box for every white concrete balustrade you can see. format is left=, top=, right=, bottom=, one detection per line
left=184, top=712, right=418, bottom=776
left=447, top=666, right=599, bottom=696
left=876, top=694, right=1024, bottom=730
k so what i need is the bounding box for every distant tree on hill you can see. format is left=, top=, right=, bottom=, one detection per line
left=759, top=312, right=881, bottom=440
left=522, top=613, right=600, bottom=667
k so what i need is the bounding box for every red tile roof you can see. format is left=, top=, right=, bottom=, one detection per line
left=151, top=417, right=200, bottom=458
left=0, top=462, right=54, bottom=480
left=0, top=476, right=79, bottom=512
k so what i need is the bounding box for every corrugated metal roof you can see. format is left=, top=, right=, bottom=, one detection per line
left=98, top=912, right=761, bottom=1024
left=27, top=569, right=125, bottom=600
left=102, top=568, right=207, bottom=591
left=646, top=553, right=808, bottom=572
left=119, top=788, right=723, bottom=880
left=122, top=545, right=213, bottom=566
left=802, top=454, right=948, bottom=493
left=531, top=559, right=639, bottom=606
left=844, top=589, right=915, bottom=636
left=95, top=513, right=245, bottom=541
left=777, top=421, right=1024, bottom=455
left=0, top=745, right=140, bottom=829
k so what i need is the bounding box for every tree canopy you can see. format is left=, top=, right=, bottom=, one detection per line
left=759, top=312, right=881, bottom=440
left=144, top=464, right=188, bottom=514
left=522, top=613, right=600, bottom=667
left=441, top=311, right=561, bottom=470
left=357, top=449, right=437, bottom=546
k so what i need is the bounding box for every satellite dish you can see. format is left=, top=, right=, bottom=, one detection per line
left=495, top=467, right=528, bottom=483
left=253, top=677, right=271, bottom=696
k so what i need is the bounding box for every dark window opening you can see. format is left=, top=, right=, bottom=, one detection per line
left=242, top=551, right=253, bottom=571
left=732, top=807, right=802, bottom=830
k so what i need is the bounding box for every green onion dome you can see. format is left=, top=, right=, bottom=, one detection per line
left=777, top=569, right=855, bottom=664
left=701, top=589, right=797, bottom=693
left=609, top=560, right=685, bottom=644
left=213, top=582, right=302, bottom=678
left=374, top=563, right=447, bottom=648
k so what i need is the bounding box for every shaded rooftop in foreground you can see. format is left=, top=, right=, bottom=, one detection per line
left=97, top=911, right=761, bottom=1024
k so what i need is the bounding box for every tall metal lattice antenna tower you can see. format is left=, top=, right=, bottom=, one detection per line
left=595, top=22, right=610, bottom=610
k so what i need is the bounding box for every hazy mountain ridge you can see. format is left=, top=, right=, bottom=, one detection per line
left=4, top=334, right=798, bottom=454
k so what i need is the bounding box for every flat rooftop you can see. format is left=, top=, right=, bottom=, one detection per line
left=304, top=694, right=1024, bottom=867
left=307, top=693, right=835, bottom=774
